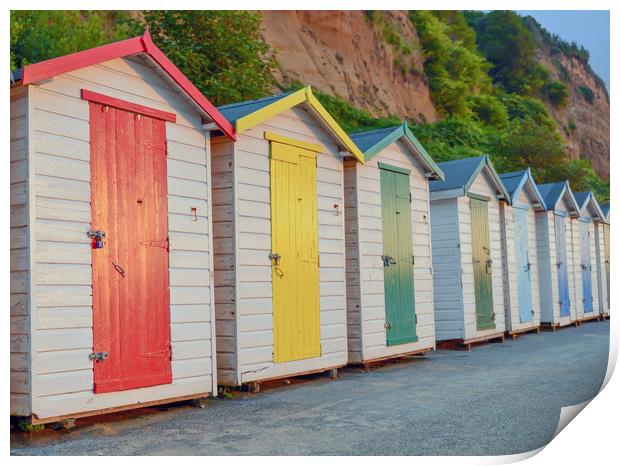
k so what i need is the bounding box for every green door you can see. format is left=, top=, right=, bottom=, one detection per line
left=470, top=196, right=495, bottom=330
left=379, top=164, right=417, bottom=346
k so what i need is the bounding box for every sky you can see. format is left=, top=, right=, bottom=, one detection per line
left=517, top=10, right=610, bottom=91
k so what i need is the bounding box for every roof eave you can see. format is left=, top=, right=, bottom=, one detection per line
left=19, top=32, right=235, bottom=140
left=463, top=156, right=510, bottom=203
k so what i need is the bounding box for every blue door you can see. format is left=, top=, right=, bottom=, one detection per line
left=514, top=207, right=533, bottom=322
left=580, top=220, right=593, bottom=313
left=554, top=214, right=570, bottom=317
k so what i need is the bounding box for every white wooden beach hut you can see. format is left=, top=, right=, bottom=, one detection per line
left=344, top=124, right=445, bottom=364
left=600, top=203, right=610, bottom=317
left=535, top=181, right=581, bottom=328
left=209, top=86, right=365, bottom=387
left=429, top=156, right=510, bottom=349
left=573, top=191, right=606, bottom=321
left=497, top=169, right=547, bottom=337
left=10, top=33, right=235, bottom=424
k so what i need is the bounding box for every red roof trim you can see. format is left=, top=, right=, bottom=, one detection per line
left=21, top=32, right=235, bottom=140
left=81, top=89, right=177, bottom=122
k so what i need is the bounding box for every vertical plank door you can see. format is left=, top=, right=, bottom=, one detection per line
left=379, top=165, right=417, bottom=346
left=90, top=99, right=172, bottom=393
left=603, top=223, right=610, bottom=306
left=554, top=214, right=571, bottom=317
left=580, top=221, right=593, bottom=313
left=514, top=207, right=533, bottom=323
left=470, top=197, right=495, bottom=330
left=270, top=141, right=320, bottom=363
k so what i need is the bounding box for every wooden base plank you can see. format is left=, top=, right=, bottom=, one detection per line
left=27, top=391, right=212, bottom=426
left=506, top=325, right=541, bottom=339
left=437, top=333, right=505, bottom=351
left=354, top=346, right=433, bottom=368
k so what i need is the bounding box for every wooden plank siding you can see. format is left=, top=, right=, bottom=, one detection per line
left=10, top=87, right=31, bottom=416
left=213, top=105, right=348, bottom=385
left=458, top=171, right=506, bottom=340
left=344, top=140, right=435, bottom=362
left=22, top=56, right=217, bottom=420
left=500, top=190, right=541, bottom=332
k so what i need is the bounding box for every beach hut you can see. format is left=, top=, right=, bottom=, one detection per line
left=498, top=169, right=547, bottom=337
left=429, top=156, right=510, bottom=349
left=209, top=86, right=364, bottom=387
left=10, top=33, right=234, bottom=424
left=535, top=181, right=581, bottom=328
left=343, top=124, right=445, bottom=364
left=573, top=192, right=606, bottom=321
left=600, top=203, right=610, bottom=317
left=593, top=198, right=610, bottom=318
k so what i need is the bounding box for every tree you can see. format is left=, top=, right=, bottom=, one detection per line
left=126, top=11, right=277, bottom=105
left=469, top=11, right=540, bottom=94
left=10, top=11, right=129, bottom=70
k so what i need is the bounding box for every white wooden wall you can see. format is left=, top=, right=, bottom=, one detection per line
left=20, top=57, right=217, bottom=420
left=430, top=199, right=464, bottom=340
left=594, top=222, right=609, bottom=313
left=500, top=190, right=541, bottom=332
left=458, top=171, right=506, bottom=340
left=343, top=140, right=435, bottom=362
left=588, top=221, right=600, bottom=314
left=213, top=106, right=348, bottom=385
left=10, top=87, right=31, bottom=416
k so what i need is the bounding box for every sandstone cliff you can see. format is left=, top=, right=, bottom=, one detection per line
left=260, top=10, right=609, bottom=179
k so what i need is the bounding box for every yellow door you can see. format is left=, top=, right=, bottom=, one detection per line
left=270, top=140, right=320, bottom=363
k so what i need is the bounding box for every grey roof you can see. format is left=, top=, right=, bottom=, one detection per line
left=349, top=126, right=401, bottom=153
left=498, top=170, right=527, bottom=200
left=429, top=156, right=486, bottom=192
left=217, top=91, right=293, bottom=124
left=573, top=191, right=590, bottom=209
left=537, top=182, right=567, bottom=209
left=601, top=203, right=610, bottom=217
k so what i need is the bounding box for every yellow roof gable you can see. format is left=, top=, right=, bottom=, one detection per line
left=234, top=86, right=365, bottom=163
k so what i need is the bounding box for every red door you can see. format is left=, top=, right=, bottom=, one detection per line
left=86, top=91, right=174, bottom=393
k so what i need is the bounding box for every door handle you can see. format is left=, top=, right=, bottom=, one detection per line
left=381, top=255, right=396, bottom=267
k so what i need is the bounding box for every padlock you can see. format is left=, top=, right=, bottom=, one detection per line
left=96, top=238, right=104, bottom=249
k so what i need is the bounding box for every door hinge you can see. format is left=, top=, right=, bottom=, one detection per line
left=89, top=351, right=109, bottom=362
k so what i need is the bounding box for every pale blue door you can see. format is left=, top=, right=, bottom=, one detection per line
left=555, top=214, right=570, bottom=317
left=580, top=220, right=593, bottom=313
left=514, top=207, right=533, bottom=322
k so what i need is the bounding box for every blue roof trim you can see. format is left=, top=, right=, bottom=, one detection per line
left=429, top=156, right=486, bottom=193
left=217, top=91, right=293, bottom=124
left=573, top=191, right=605, bottom=220
left=429, top=155, right=509, bottom=201
left=498, top=168, right=546, bottom=210
left=538, top=181, right=580, bottom=216
left=600, top=202, right=610, bottom=218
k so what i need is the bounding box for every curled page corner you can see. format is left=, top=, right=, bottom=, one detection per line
left=554, top=400, right=590, bottom=437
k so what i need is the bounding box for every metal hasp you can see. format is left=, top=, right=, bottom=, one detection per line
left=381, top=255, right=396, bottom=267
left=89, top=351, right=109, bottom=362
left=269, top=252, right=281, bottom=266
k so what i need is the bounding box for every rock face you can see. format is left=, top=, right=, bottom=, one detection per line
left=261, top=11, right=609, bottom=179
left=260, top=10, right=437, bottom=123
left=538, top=51, right=610, bottom=179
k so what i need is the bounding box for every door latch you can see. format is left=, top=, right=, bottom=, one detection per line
left=381, top=255, right=396, bottom=267
left=89, top=351, right=109, bottom=362
left=269, top=252, right=281, bottom=266
left=87, top=230, right=106, bottom=249
left=384, top=321, right=392, bottom=329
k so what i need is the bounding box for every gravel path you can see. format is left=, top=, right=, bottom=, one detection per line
left=11, top=320, right=609, bottom=455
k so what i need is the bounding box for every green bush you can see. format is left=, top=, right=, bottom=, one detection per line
left=543, top=81, right=569, bottom=107
left=578, top=85, right=595, bottom=104
left=467, top=95, right=509, bottom=127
